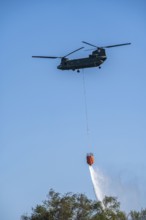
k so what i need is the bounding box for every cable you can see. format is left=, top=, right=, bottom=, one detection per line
left=82, top=69, right=91, bottom=147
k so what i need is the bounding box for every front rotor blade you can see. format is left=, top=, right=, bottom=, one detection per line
left=64, top=47, right=84, bottom=58
left=32, top=56, right=59, bottom=59
left=82, top=41, right=97, bottom=48
left=103, top=43, right=131, bottom=48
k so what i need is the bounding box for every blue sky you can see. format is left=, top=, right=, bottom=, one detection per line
left=0, top=0, right=146, bottom=219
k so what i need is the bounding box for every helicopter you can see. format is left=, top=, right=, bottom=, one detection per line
left=32, top=41, right=131, bottom=72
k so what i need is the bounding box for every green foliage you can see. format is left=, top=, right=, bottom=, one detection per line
left=130, top=209, right=146, bottom=220
left=21, top=189, right=93, bottom=220
left=21, top=189, right=145, bottom=220
left=90, top=196, right=127, bottom=220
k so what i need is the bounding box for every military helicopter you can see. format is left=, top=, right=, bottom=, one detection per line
left=32, top=41, right=131, bottom=72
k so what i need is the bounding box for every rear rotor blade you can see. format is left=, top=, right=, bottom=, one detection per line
left=82, top=41, right=97, bottom=48
left=103, top=43, right=131, bottom=48
left=82, top=41, right=131, bottom=49
left=32, top=56, right=60, bottom=59
left=64, top=47, right=84, bottom=58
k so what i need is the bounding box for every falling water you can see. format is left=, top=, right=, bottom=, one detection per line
left=89, top=166, right=104, bottom=202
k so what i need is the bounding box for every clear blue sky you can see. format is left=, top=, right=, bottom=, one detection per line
left=1, top=0, right=146, bottom=219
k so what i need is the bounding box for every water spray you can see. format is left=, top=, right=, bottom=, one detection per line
left=89, top=165, right=104, bottom=202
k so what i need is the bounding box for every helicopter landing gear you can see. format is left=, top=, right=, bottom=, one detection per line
left=77, top=69, right=80, bottom=73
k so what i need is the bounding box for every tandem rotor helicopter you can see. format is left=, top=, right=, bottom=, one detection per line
left=32, top=41, right=131, bottom=72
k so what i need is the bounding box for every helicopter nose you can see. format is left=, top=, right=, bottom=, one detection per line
left=57, top=65, right=61, bottom=69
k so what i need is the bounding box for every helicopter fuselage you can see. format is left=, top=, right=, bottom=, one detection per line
left=57, top=51, right=107, bottom=71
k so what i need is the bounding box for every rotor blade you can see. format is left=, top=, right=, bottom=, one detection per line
left=103, top=43, right=131, bottom=48
left=32, top=56, right=59, bottom=59
left=64, top=47, right=84, bottom=58
left=82, top=41, right=98, bottom=48
left=84, top=49, right=94, bottom=51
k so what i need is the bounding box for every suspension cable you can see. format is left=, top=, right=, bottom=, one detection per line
left=82, top=69, right=90, bottom=147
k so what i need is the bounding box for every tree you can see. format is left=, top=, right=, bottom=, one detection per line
left=130, top=209, right=146, bottom=220
left=21, top=189, right=127, bottom=220
left=91, top=196, right=126, bottom=220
